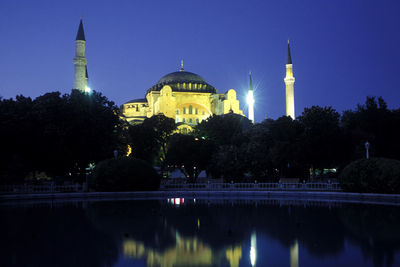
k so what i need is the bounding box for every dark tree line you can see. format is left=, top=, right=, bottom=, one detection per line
left=1, top=92, right=399, bottom=185
left=159, top=97, right=400, bottom=182
left=0, top=90, right=124, bottom=184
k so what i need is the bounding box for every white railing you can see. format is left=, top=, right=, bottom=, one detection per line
left=160, top=182, right=341, bottom=191
left=0, top=183, right=85, bottom=194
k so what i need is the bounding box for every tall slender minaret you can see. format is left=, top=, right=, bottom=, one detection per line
left=73, top=18, right=89, bottom=92
left=284, top=40, right=295, bottom=119
left=247, top=71, right=255, bottom=123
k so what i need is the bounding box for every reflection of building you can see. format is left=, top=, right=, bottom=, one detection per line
left=290, top=240, right=299, bottom=267
left=121, top=61, right=243, bottom=126
left=123, top=235, right=242, bottom=267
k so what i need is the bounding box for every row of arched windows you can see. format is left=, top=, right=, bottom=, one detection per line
left=176, top=83, right=205, bottom=90
left=176, top=105, right=205, bottom=115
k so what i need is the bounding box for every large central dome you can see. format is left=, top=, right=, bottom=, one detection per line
left=158, top=71, right=207, bottom=84
left=147, top=69, right=217, bottom=94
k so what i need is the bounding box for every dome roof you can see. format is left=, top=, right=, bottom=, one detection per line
left=147, top=70, right=217, bottom=94
left=158, top=71, right=207, bottom=84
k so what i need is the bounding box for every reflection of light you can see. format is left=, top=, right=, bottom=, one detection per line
left=226, top=246, right=242, bottom=267
left=290, top=240, right=299, bottom=267
left=197, top=218, right=200, bottom=229
left=250, top=232, right=257, bottom=266
left=170, top=198, right=184, bottom=205
left=193, top=198, right=196, bottom=203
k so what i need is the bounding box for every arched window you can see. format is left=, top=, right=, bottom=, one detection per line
left=195, top=118, right=199, bottom=124
left=195, top=108, right=198, bottom=115
left=189, top=118, right=193, bottom=123
left=183, top=107, right=186, bottom=114
left=189, top=105, right=193, bottom=114
left=183, top=118, right=186, bottom=123
left=176, top=109, right=180, bottom=115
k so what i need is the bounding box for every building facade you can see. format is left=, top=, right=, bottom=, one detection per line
left=72, top=20, right=296, bottom=124
left=121, top=63, right=243, bottom=127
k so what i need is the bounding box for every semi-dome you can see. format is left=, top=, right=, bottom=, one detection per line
left=147, top=69, right=217, bottom=94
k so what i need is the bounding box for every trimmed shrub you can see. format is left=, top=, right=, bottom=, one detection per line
left=91, top=158, right=160, bottom=191
left=339, top=158, right=400, bottom=193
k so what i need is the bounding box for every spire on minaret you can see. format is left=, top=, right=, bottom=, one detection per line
left=180, top=60, right=184, bottom=72
left=287, top=39, right=292, bottom=65
left=73, top=18, right=88, bottom=92
left=76, top=18, right=86, bottom=41
left=249, top=71, right=253, bottom=91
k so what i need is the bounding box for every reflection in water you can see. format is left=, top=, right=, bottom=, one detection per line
left=290, top=240, right=299, bottom=267
left=250, top=232, right=257, bottom=266
left=168, top=198, right=184, bottom=205
left=2, top=199, right=400, bottom=267
left=123, top=236, right=241, bottom=267
left=226, top=246, right=242, bottom=267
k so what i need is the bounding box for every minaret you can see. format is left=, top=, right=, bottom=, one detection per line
left=247, top=71, right=255, bottom=123
left=284, top=40, right=295, bottom=119
left=73, top=18, right=89, bottom=92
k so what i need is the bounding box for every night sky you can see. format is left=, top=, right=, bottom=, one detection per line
left=1, top=0, right=399, bottom=122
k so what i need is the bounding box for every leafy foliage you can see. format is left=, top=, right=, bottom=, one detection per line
left=339, top=158, right=400, bottom=193
left=165, top=134, right=214, bottom=182
left=128, top=114, right=176, bottom=165
left=91, top=158, right=160, bottom=191
left=0, top=90, right=124, bottom=184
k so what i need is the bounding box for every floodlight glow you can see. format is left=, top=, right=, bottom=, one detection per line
left=85, top=86, right=91, bottom=93
left=246, top=91, right=255, bottom=105
left=247, top=90, right=255, bottom=122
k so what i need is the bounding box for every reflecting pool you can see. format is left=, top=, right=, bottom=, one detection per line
left=1, top=198, right=400, bottom=267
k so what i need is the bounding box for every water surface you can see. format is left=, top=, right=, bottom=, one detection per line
left=1, top=198, right=400, bottom=267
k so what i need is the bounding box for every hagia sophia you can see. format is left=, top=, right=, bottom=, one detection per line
left=73, top=19, right=295, bottom=127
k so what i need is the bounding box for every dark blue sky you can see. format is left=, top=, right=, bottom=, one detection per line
left=1, top=0, right=399, bottom=121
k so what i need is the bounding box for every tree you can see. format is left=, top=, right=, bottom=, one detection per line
left=193, top=113, right=252, bottom=179
left=0, top=95, right=35, bottom=183
left=342, top=96, right=399, bottom=161
left=0, top=90, right=124, bottom=184
left=243, top=117, right=306, bottom=180
left=298, top=106, right=343, bottom=177
left=165, top=134, right=214, bottom=182
left=128, top=114, right=176, bottom=166
left=194, top=113, right=252, bottom=146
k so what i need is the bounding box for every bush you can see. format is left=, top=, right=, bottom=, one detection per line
left=339, top=158, right=400, bottom=193
left=91, top=158, right=160, bottom=191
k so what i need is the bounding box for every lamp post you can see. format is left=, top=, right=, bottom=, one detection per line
left=365, top=141, right=370, bottom=159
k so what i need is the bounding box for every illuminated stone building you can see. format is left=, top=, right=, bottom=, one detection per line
left=121, top=61, right=243, bottom=128
left=72, top=20, right=296, bottom=123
